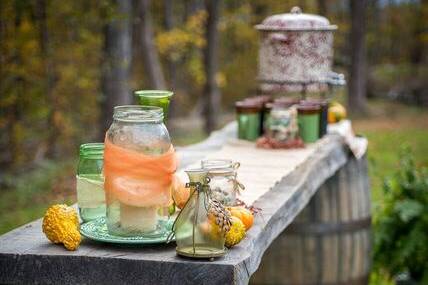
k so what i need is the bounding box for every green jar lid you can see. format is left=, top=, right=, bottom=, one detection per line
left=134, top=90, right=173, bottom=99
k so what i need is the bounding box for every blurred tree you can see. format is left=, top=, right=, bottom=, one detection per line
left=317, top=0, right=327, bottom=15
left=348, top=0, right=368, bottom=114
left=203, top=0, right=221, bottom=133
left=162, top=0, right=178, bottom=118
left=138, top=0, right=166, bottom=90
left=100, top=0, right=132, bottom=136
left=163, top=0, right=176, bottom=90
left=0, top=0, right=427, bottom=173
left=35, top=0, right=58, bottom=158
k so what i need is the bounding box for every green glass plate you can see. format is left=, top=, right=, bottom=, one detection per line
left=80, top=217, right=174, bottom=244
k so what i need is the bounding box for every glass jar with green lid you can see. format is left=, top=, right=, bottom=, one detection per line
left=76, top=143, right=105, bottom=223
left=235, top=100, right=263, bottom=141
left=172, top=169, right=229, bottom=259
left=297, top=103, right=321, bottom=143
left=135, top=90, right=173, bottom=121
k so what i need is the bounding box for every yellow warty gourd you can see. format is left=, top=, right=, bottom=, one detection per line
left=225, top=216, right=246, bottom=248
left=42, top=204, right=81, bottom=251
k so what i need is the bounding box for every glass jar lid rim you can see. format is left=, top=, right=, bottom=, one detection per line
left=134, top=90, right=173, bottom=98
left=113, top=105, right=164, bottom=122
left=79, top=142, right=104, bottom=157
left=202, top=159, right=233, bottom=168
left=185, top=168, right=207, bottom=173
left=208, top=167, right=235, bottom=175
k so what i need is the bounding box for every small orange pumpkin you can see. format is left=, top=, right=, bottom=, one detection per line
left=172, top=175, right=190, bottom=209
left=227, top=206, right=254, bottom=231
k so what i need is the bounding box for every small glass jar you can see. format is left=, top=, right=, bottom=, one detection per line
left=76, top=143, right=105, bottom=223
left=104, top=106, right=176, bottom=237
left=265, top=102, right=299, bottom=142
left=201, top=159, right=242, bottom=206
left=135, top=90, right=173, bottom=121
left=174, top=169, right=226, bottom=258
left=235, top=101, right=263, bottom=141
left=297, top=103, right=321, bottom=143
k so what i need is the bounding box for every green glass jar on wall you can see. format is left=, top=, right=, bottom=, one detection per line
left=76, top=143, right=105, bottom=223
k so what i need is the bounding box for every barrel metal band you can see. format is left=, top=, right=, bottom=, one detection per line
left=285, top=217, right=372, bottom=235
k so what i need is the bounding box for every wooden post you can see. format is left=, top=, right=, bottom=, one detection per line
left=348, top=0, right=368, bottom=114
left=203, top=0, right=221, bottom=133
left=100, top=0, right=133, bottom=137
left=139, top=0, right=167, bottom=90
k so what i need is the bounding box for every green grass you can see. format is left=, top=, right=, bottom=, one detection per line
left=352, top=100, right=428, bottom=212
left=352, top=100, right=428, bottom=285
left=0, top=160, right=76, bottom=234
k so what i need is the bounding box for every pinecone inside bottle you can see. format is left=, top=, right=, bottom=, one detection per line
left=208, top=199, right=232, bottom=235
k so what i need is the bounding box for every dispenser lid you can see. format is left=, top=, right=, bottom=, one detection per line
left=255, top=6, right=337, bottom=31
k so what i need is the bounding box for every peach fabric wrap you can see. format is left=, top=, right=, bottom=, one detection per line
left=104, top=138, right=178, bottom=207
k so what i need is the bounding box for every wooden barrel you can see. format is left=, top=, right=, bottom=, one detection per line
left=251, top=155, right=371, bottom=285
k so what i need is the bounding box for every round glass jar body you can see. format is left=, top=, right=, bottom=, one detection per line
left=104, top=106, right=174, bottom=237
left=201, top=160, right=241, bottom=206
left=207, top=168, right=237, bottom=206
left=265, top=105, right=299, bottom=142
left=76, top=143, right=105, bottom=223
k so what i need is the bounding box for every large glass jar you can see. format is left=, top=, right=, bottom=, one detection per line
left=103, top=106, right=177, bottom=237
left=76, top=143, right=105, bottom=223
left=174, top=169, right=227, bottom=258
left=201, top=159, right=243, bottom=206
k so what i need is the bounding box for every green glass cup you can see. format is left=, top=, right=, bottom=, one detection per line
left=77, top=143, right=105, bottom=223
left=235, top=101, right=262, bottom=141
left=135, top=90, right=174, bottom=121
left=297, top=104, right=321, bottom=143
